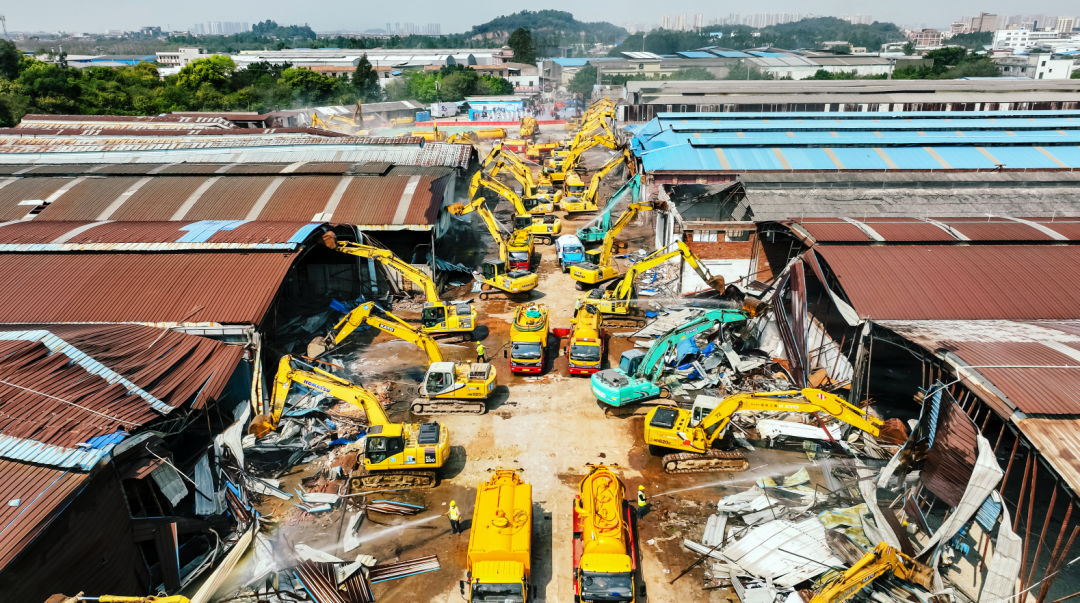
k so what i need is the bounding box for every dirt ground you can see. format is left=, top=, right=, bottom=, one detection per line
left=245, top=143, right=815, bottom=603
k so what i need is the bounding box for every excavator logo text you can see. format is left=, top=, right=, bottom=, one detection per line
left=303, top=380, right=331, bottom=393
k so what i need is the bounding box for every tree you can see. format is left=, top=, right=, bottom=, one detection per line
left=0, top=40, right=22, bottom=80
left=177, top=55, right=236, bottom=89
left=507, top=28, right=536, bottom=65
left=1073, top=69, right=1080, bottom=79
left=724, top=60, right=770, bottom=80
left=351, top=55, right=382, bottom=101
left=568, top=65, right=597, bottom=98
left=476, top=74, right=514, bottom=95
left=279, top=67, right=338, bottom=104
left=902, top=41, right=916, bottom=56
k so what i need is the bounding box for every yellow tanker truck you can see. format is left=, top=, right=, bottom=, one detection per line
left=573, top=464, right=645, bottom=603
left=461, top=469, right=533, bottom=603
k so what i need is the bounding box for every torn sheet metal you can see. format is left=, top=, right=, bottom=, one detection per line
left=294, top=560, right=347, bottom=603
left=367, top=500, right=424, bottom=515
left=789, top=261, right=809, bottom=389
left=343, top=571, right=376, bottom=603
left=216, top=400, right=250, bottom=466
left=721, top=519, right=845, bottom=586
left=978, top=491, right=1021, bottom=603
left=344, top=512, right=364, bottom=553
left=368, top=555, right=441, bottom=583
left=703, top=513, right=728, bottom=547
left=756, top=468, right=810, bottom=489
left=857, top=460, right=904, bottom=552
left=803, top=250, right=860, bottom=326
left=757, top=419, right=841, bottom=441
left=818, top=503, right=873, bottom=548
left=246, top=476, right=292, bottom=500
left=917, top=434, right=1003, bottom=580
left=190, top=527, right=254, bottom=603
left=151, top=461, right=189, bottom=506
left=193, top=452, right=225, bottom=516
left=296, top=544, right=344, bottom=564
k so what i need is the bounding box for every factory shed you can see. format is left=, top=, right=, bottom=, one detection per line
left=813, top=245, right=1080, bottom=321
left=0, top=323, right=247, bottom=602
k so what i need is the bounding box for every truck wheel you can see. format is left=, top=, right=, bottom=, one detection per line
left=575, top=281, right=584, bottom=291
left=658, top=387, right=671, bottom=399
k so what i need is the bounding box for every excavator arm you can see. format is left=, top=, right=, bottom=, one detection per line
left=254, top=355, right=389, bottom=436
left=698, top=388, right=883, bottom=448
left=809, top=542, right=933, bottom=603
left=449, top=197, right=510, bottom=262
left=582, top=150, right=631, bottom=205
left=608, top=241, right=723, bottom=301
left=489, top=149, right=537, bottom=193
left=596, top=202, right=654, bottom=267
left=323, top=301, right=444, bottom=363
left=470, top=171, right=529, bottom=215
left=333, top=240, right=440, bottom=302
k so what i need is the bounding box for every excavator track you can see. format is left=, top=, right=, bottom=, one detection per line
left=661, top=450, right=749, bottom=474
left=410, top=398, right=486, bottom=415
left=428, top=331, right=474, bottom=343
left=479, top=291, right=531, bottom=301
left=601, top=316, right=647, bottom=328
left=350, top=469, right=438, bottom=491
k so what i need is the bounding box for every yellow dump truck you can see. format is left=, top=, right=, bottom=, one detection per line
left=462, top=469, right=532, bottom=603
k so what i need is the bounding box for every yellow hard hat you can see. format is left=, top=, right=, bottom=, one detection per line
left=450, top=500, right=457, bottom=506
left=638, top=485, right=645, bottom=490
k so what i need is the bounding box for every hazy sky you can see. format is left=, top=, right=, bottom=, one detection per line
left=5, top=0, right=1078, bottom=34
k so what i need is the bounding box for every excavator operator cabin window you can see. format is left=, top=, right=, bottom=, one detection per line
left=426, top=371, right=453, bottom=394
left=366, top=436, right=404, bottom=464
left=423, top=306, right=445, bottom=325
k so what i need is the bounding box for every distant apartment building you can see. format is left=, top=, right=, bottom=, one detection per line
left=910, top=29, right=943, bottom=47
left=992, top=28, right=1075, bottom=50
left=970, top=12, right=1000, bottom=32
left=993, top=52, right=1076, bottom=78
left=950, top=22, right=970, bottom=34
left=384, top=22, right=441, bottom=35
left=843, top=15, right=874, bottom=25
left=1057, top=17, right=1076, bottom=34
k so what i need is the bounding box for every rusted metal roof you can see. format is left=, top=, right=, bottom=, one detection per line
left=0, top=251, right=298, bottom=325
left=18, top=114, right=235, bottom=128
left=859, top=217, right=956, bottom=242
left=789, top=218, right=869, bottom=242
left=1, top=171, right=451, bottom=228
left=934, top=217, right=1051, bottom=241
left=877, top=320, right=1080, bottom=416
left=817, top=246, right=1080, bottom=320
left=783, top=217, right=1080, bottom=243
left=0, top=460, right=88, bottom=570
left=921, top=392, right=978, bottom=507
left=0, top=220, right=323, bottom=251
left=1015, top=417, right=1080, bottom=498
left=1, top=127, right=347, bottom=137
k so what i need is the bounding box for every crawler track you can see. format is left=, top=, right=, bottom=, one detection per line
left=350, top=469, right=438, bottom=491
left=661, top=450, right=749, bottom=474
left=410, top=399, right=486, bottom=415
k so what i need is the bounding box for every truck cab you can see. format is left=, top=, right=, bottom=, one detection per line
left=556, top=235, right=586, bottom=273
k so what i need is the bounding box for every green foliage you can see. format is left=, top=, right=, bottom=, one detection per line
left=0, top=40, right=22, bottom=80
left=903, top=41, right=916, bottom=55
left=477, top=74, right=514, bottom=95
left=723, top=60, right=771, bottom=80
left=177, top=55, right=236, bottom=89
left=892, top=47, right=1001, bottom=79
left=351, top=56, right=382, bottom=102
left=279, top=67, right=339, bottom=105
left=947, top=31, right=993, bottom=49
left=384, top=65, right=515, bottom=103
left=830, top=44, right=852, bottom=54
left=469, top=10, right=627, bottom=44
left=803, top=68, right=886, bottom=80
left=1073, top=69, right=1080, bottom=79
left=606, top=66, right=718, bottom=86
left=252, top=20, right=316, bottom=39
left=568, top=65, right=598, bottom=97
left=507, top=28, right=537, bottom=65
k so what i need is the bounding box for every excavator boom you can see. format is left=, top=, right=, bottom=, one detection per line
left=809, top=542, right=933, bottom=603
left=333, top=240, right=439, bottom=302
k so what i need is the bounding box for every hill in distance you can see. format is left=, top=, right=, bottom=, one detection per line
left=466, top=10, right=628, bottom=43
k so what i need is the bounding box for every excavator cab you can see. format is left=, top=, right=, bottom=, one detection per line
left=482, top=259, right=506, bottom=282
left=513, top=215, right=535, bottom=231
left=618, top=349, right=646, bottom=375
left=363, top=423, right=407, bottom=465
left=421, top=362, right=458, bottom=396
left=422, top=304, right=446, bottom=328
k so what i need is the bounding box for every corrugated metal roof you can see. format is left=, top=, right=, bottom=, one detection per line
left=2, top=127, right=346, bottom=138
left=0, top=251, right=298, bottom=325
left=784, top=217, right=1073, bottom=243
left=0, top=220, right=323, bottom=251
left=1015, top=417, right=1080, bottom=496
left=922, top=392, right=978, bottom=507
left=0, top=170, right=451, bottom=227
left=877, top=320, right=1080, bottom=416
left=792, top=218, right=870, bottom=242
left=19, top=114, right=235, bottom=128
left=0, top=460, right=88, bottom=570
left=817, top=246, right=1080, bottom=320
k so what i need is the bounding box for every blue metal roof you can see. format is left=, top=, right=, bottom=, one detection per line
left=747, top=51, right=788, bottom=57
left=551, top=58, right=589, bottom=66
left=657, top=110, right=1080, bottom=121
left=666, top=117, right=1080, bottom=132
left=708, top=50, right=752, bottom=58
left=676, top=51, right=716, bottom=59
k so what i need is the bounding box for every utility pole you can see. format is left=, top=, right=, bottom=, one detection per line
left=0, top=15, right=8, bottom=41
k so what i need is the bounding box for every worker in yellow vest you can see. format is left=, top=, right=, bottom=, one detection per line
left=446, top=500, right=463, bottom=534
left=476, top=342, right=486, bottom=363
left=636, top=485, right=650, bottom=519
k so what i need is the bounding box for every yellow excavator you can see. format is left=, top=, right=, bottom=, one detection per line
left=559, top=148, right=635, bottom=213
left=324, top=238, right=477, bottom=342
left=809, top=542, right=933, bottom=603
left=484, top=144, right=557, bottom=214
left=644, top=389, right=884, bottom=473
left=250, top=356, right=450, bottom=489
left=544, top=135, right=618, bottom=186
left=569, top=200, right=656, bottom=287
left=310, top=101, right=369, bottom=135
left=582, top=241, right=724, bottom=327
left=449, top=198, right=539, bottom=300
left=469, top=171, right=561, bottom=238
left=555, top=113, right=618, bottom=155
left=520, top=115, right=539, bottom=139
left=447, top=130, right=479, bottom=144
left=313, top=301, right=495, bottom=414
left=564, top=97, right=616, bottom=130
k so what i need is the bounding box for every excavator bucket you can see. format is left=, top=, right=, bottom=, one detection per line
left=248, top=414, right=274, bottom=439
left=705, top=275, right=726, bottom=292
left=448, top=202, right=468, bottom=215
left=905, top=559, right=935, bottom=591
left=743, top=297, right=769, bottom=318
left=322, top=230, right=338, bottom=249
